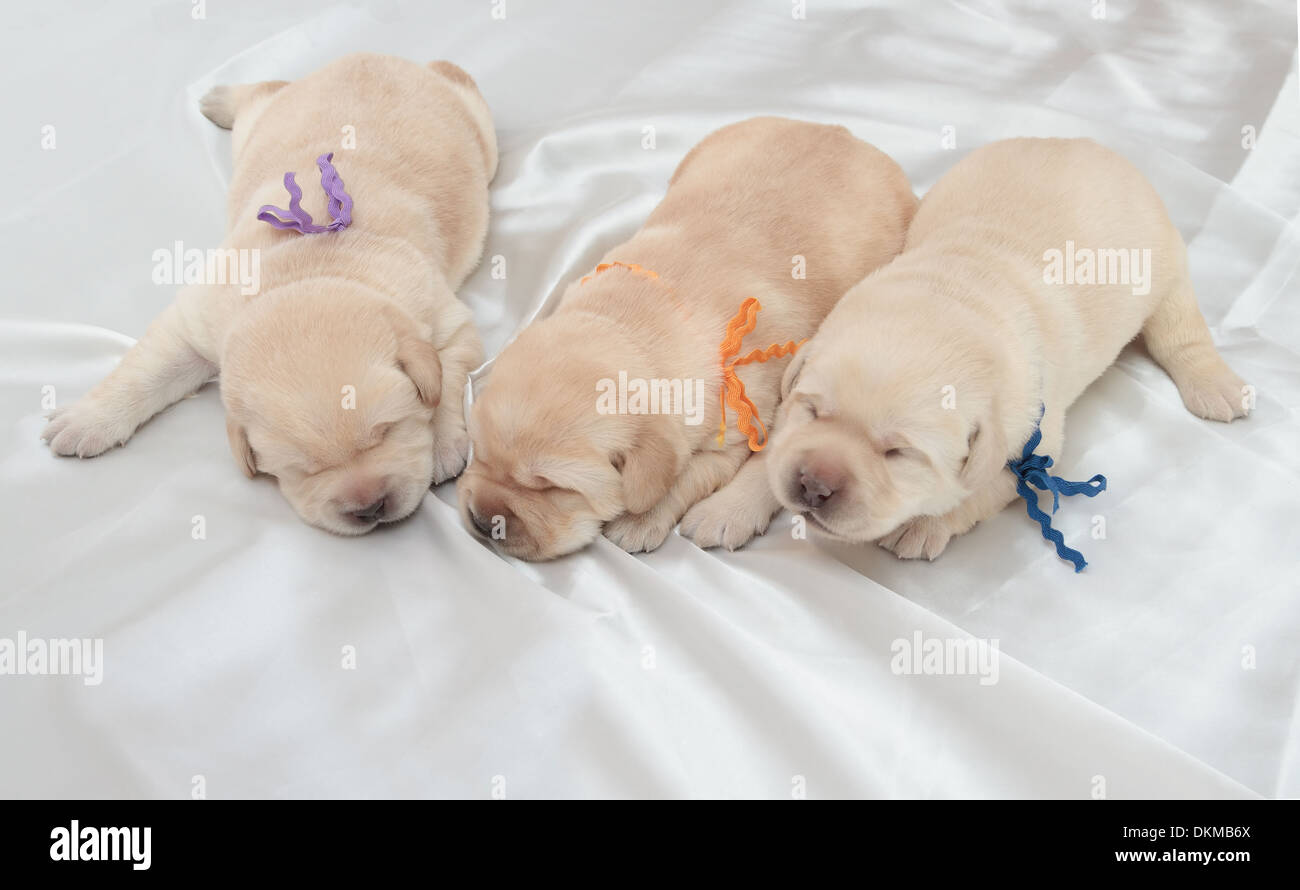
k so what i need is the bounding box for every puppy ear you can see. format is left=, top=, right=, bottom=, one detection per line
left=385, top=305, right=442, bottom=408
left=781, top=348, right=810, bottom=399
left=226, top=418, right=257, bottom=478
left=612, top=419, right=685, bottom=514
left=959, top=403, right=1008, bottom=487
left=526, top=456, right=623, bottom=517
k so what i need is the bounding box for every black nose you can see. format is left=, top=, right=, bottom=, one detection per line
left=470, top=510, right=493, bottom=536
left=350, top=497, right=386, bottom=523
left=799, top=470, right=835, bottom=510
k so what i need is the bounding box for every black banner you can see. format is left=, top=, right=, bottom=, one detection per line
left=0, top=801, right=1290, bottom=877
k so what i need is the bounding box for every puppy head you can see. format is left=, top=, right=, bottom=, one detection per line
left=458, top=314, right=688, bottom=560
left=221, top=284, right=441, bottom=535
left=766, top=308, right=1007, bottom=543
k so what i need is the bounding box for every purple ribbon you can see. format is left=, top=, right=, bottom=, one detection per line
left=257, top=152, right=353, bottom=233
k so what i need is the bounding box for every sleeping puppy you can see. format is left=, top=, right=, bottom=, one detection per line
left=723, top=137, right=1247, bottom=558
left=42, top=53, right=495, bottom=535
left=459, top=116, right=916, bottom=560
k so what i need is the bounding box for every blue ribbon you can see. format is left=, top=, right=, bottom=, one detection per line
left=1007, top=412, right=1106, bottom=572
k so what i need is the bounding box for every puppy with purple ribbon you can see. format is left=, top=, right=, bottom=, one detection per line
left=42, top=54, right=496, bottom=534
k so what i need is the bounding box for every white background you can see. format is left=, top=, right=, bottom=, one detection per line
left=1, top=0, right=1297, bottom=798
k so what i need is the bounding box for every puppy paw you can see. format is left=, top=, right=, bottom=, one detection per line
left=680, top=490, right=776, bottom=551
left=877, top=515, right=953, bottom=561
left=1173, top=363, right=1250, bottom=423
left=198, top=85, right=236, bottom=129
left=431, top=425, right=470, bottom=484
left=603, top=507, right=676, bottom=554
left=41, top=401, right=134, bottom=458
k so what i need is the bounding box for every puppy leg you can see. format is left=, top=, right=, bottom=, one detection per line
left=199, top=80, right=288, bottom=163
left=680, top=450, right=783, bottom=551
left=43, top=303, right=216, bottom=457
left=880, top=474, right=1019, bottom=560
left=199, top=80, right=288, bottom=128
left=430, top=303, right=484, bottom=484
left=604, top=444, right=750, bottom=553
left=880, top=409, right=1065, bottom=560
left=1142, top=278, right=1248, bottom=422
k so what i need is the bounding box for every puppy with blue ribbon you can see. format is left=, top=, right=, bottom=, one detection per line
left=748, top=137, right=1249, bottom=570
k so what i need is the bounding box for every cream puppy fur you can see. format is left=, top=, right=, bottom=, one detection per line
left=42, top=54, right=496, bottom=535
left=459, top=117, right=916, bottom=560
left=731, top=137, right=1247, bottom=559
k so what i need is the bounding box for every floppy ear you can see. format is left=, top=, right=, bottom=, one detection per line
left=959, top=401, right=1008, bottom=488
left=226, top=418, right=257, bottom=478
left=612, top=418, right=685, bottom=514
left=781, top=348, right=810, bottom=399
left=385, top=306, right=442, bottom=408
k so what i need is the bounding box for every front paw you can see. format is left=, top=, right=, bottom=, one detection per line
left=603, top=507, right=676, bottom=554
left=680, top=490, right=775, bottom=551
left=877, top=515, right=953, bottom=561
left=41, top=400, right=134, bottom=458
left=431, top=424, right=470, bottom=484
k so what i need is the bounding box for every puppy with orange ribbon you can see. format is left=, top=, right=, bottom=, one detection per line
left=459, top=117, right=915, bottom=559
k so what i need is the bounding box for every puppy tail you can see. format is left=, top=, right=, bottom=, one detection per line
left=199, top=81, right=288, bottom=129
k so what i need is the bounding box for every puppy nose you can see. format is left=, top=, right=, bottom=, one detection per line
left=350, top=497, right=386, bottom=523
left=470, top=510, right=493, bottom=536
left=799, top=468, right=837, bottom=509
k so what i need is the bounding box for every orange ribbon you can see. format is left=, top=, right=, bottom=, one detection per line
left=581, top=263, right=802, bottom=452
left=717, top=297, right=804, bottom=451
left=580, top=261, right=659, bottom=285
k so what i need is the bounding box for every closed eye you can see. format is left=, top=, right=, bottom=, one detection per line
left=530, top=478, right=575, bottom=494
left=515, top=473, right=563, bottom=493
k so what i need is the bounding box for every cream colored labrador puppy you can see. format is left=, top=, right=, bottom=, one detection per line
left=42, top=53, right=495, bottom=535
left=712, top=137, right=1247, bottom=558
left=459, top=116, right=916, bottom=560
